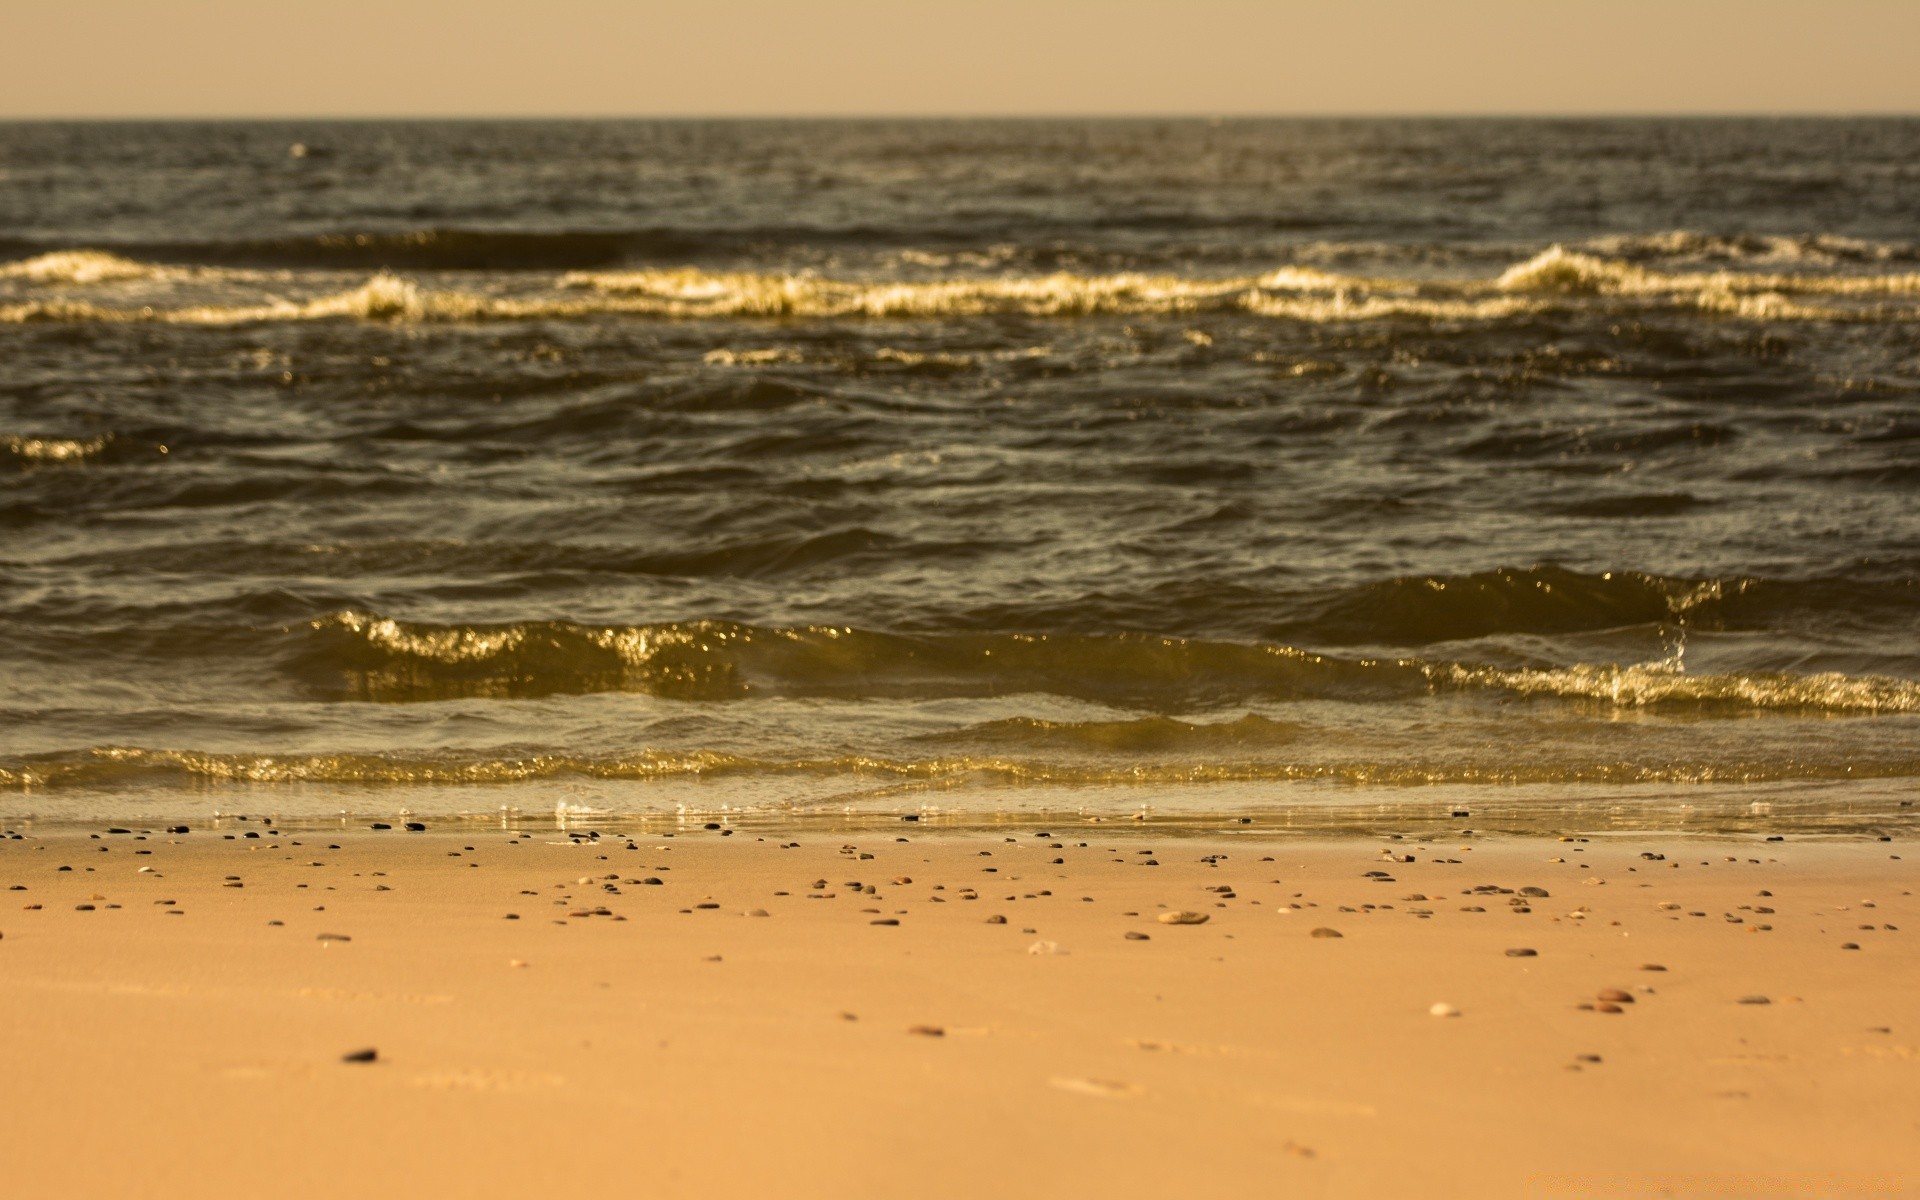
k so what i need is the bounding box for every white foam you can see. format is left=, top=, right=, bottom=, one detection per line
left=0, top=250, right=172, bottom=284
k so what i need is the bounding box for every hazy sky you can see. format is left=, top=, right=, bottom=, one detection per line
left=4, top=0, right=1917, bottom=118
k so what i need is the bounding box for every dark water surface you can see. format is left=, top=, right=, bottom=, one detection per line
left=3, top=119, right=1917, bottom=829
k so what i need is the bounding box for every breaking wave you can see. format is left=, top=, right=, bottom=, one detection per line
left=289, top=611, right=1920, bottom=715
left=5, top=249, right=1920, bottom=325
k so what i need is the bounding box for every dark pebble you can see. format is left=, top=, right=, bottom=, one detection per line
left=370, top=823, right=391, bottom=830
left=1738, top=995, right=1771, bottom=1005
left=404, top=822, right=426, bottom=832
left=1309, top=927, right=1343, bottom=939
left=871, top=918, right=899, bottom=926
left=985, top=915, right=1007, bottom=924
left=341, top=1048, right=378, bottom=1064
left=1842, top=943, right=1861, bottom=950
left=1518, top=887, right=1550, bottom=898
left=1597, top=989, right=1634, bottom=1003
left=1505, top=948, right=1538, bottom=957
left=908, top=1025, right=944, bottom=1037
left=317, top=932, right=352, bottom=942
left=1124, top=931, right=1150, bottom=941
left=1640, top=963, right=1668, bottom=971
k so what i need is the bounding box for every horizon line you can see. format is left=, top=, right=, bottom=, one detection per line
left=5, top=110, right=1920, bottom=123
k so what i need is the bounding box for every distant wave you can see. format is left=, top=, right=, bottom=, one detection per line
left=8, top=248, right=1919, bottom=325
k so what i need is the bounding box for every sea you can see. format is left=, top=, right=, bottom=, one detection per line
left=2, top=118, right=1916, bottom=835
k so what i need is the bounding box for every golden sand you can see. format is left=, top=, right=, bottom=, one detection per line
left=2, top=826, right=1915, bottom=1198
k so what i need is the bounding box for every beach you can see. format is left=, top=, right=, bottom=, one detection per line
left=3, top=822, right=1914, bottom=1198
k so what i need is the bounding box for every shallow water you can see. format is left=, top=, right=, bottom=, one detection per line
left=3, top=119, right=1917, bottom=829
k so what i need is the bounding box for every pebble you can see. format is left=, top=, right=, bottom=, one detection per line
left=1158, top=911, right=1209, bottom=925
left=1738, top=995, right=1771, bottom=1005
left=341, top=1048, right=378, bottom=1064
left=1518, top=887, right=1550, bottom=897
left=1595, top=1003, right=1624, bottom=1015
left=1309, top=927, right=1343, bottom=939
left=1640, top=963, right=1668, bottom=971
left=1505, top=948, right=1538, bottom=957
left=1597, top=989, right=1634, bottom=1003
left=985, top=914, right=1007, bottom=924
left=1124, top=931, right=1150, bottom=941
left=1429, top=1003, right=1460, bottom=1018
left=908, top=1025, right=945, bottom=1037
left=870, top=918, right=899, bottom=926
left=316, top=932, right=352, bottom=942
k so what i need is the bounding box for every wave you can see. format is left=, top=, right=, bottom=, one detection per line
left=285, top=610, right=1920, bottom=715
left=294, top=612, right=1426, bottom=705
left=0, top=250, right=195, bottom=285
left=1443, top=660, right=1920, bottom=714
left=6, top=737, right=1918, bottom=793
left=6, top=246, right=1920, bottom=325
left=1280, top=566, right=1852, bottom=646
left=1577, top=230, right=1920, bottom=267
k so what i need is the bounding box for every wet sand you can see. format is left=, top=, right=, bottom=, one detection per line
left=2, top=824, right=1916, bottom=1198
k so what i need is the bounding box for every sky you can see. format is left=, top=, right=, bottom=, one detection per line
left=3, top=0, right=1917, bottom=119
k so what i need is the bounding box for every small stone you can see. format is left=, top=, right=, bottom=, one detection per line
left=1505, top=948, right=1538, bottom=957
left=1124, top=931, right=1150, bottom=941
left=1519, top=887, right=1550, bottom=898
left=908, top=1024, right=944, bottom=1037
left=1738, top=995, right=1771, bottom=1005
left=404, top=822, right=426, bottom=832
left=1597, top=989, right=1634, bottom=1003
left=1640, top=963, right=1667, bottom=971
left=316, top=932, right=351, bottom=942
left=871, top=918, right=899, bottom=926
left=1429, top=1002, right=1460, bottom=1018
left=1595, top=1003, right=1624, bottom=1014
left=1841, top=942, right=1861, bottom=950
left=1309, top=927, right=1343, bottom=939
left=746, top=909, right=769, bottom=918
left=1158, top=911, right=1209, bottom=925
left=341, top=1048, right=378, bottom=1064
left=985, top=914, right=1007, bottom=924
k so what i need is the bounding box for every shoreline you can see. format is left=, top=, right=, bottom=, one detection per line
left=4, top=827, right=1916, bottom=1197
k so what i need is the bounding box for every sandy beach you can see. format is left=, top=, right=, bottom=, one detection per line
left=2, top=821, right=1914, bottom=1198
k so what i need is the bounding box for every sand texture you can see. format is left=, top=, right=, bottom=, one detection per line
left=3, top=825, right=1916, bottom=1198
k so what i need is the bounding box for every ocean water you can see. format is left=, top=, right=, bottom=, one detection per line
left=2, top=119, right=1917, bottom=832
